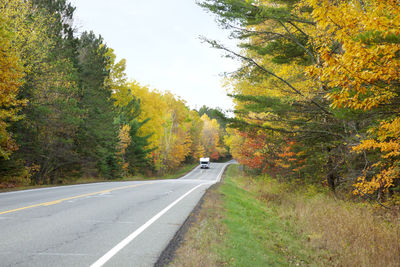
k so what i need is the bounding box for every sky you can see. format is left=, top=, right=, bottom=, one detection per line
left=71, top=0, right=240, bottom=111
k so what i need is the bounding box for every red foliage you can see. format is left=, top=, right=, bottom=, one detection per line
left=211, top=151, right=219, bottom=160
left=235, top=133, right=306, bottom=177
left=235, top=131, right=269, bottom=171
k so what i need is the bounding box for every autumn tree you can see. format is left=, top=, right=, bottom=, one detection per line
left=187, top=110, right=205, bottom=161
left=0, top=16, right=24, bottom=159
left=0, top=0, right=52, bottom=161
left=0, top=0, right=80, bottom=185
left=198, top=105, right=227, bottom=129
left=304, top=0, right=400, bottom=198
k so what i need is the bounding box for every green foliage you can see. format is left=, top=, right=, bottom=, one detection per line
left=125, top=119, right=154, bottom=174
left=198, top=0, right=260, bottom=26
left=230, top=94, right=292, bottom=115
left=76, top=31, right=120, bottom=179
left=355, top=31, right=400, bottom=45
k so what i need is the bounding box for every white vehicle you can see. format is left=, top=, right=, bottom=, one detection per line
left=200, top=157, right=210, bottom=169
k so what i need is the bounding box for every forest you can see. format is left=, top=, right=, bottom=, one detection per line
left=0, top=0, right=228, bottom=187
left=199, top=0, right=400, bottom=206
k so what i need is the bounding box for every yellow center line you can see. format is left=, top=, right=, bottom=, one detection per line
left=0, top=182, right=153, bottom=215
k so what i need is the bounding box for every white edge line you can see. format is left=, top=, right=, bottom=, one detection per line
left=216, top=162, right=231, bottom=182
left=90, top=183, right=206, bottom=267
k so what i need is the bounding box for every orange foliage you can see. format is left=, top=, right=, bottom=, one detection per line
left=229, top=130, right=269, bottom=172
left=275, top=140, right=306, bottom=175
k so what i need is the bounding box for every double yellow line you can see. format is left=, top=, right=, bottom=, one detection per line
left=0, top=183, right=151, bottom=215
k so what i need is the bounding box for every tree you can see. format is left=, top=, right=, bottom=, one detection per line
left=76, top=32, right=120, bottom=178
left=198, top=105, right=227, bottom=129
left=0, top=0, right=53, bottom=161
left=187, top=110, right=205, bottom=161
left=0, top=16, right=24, bottom=159
left=9, top=0, right=84, bottom=184
left=305, top=0, right=400, bottom=198
left=0, top=0, right=85, bottom=185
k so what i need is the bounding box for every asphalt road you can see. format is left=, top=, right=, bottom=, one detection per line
left=0, top=162, right=232, bottom=267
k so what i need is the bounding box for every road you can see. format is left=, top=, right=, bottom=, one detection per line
left=0, top=162, right=232, bottom=267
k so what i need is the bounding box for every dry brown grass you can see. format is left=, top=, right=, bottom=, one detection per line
left=169, top=184, right=226, bottom=267
left=295, top=197, right=400, bottom=266
left=252, top=178, right=400, bottom=267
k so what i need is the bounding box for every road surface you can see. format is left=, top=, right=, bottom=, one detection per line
left=0, top=162, right=232, bottom=267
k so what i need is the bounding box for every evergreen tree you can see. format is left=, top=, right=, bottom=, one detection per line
left=76, top=31, right=120, bottom=178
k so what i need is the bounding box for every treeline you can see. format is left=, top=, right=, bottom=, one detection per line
left=200, top=0, right=400, bottom=204
left=0, top=0, right=228, bottom=187
left=112, top=83, right=229, bottom=175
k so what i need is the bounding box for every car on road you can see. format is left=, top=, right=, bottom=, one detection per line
left=200, top=157, right=210, bottom=169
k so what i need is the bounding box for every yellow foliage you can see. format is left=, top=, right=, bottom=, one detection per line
left=305, top=0, right=400, bottom=111
left=0, top=0, right=54, bottom=75
left=299, top=0, right=400, bottom=196
left=117, top=125, right=131, bottom=173
left=223, top=127, right=243, bottom=161
left=105, top=47, right=127, bottom=92
left=353, top=117, right=400, bottom=195
left=0, top=0, right=56, bottom=158
left=353, top=166, right=399, bottom=196
left=127, top=81, right=168, bottom=153
left=200, top=114, right=226, bottom=160
left=0, top=16, right=24, bottom=158
left=125, top=82, right=205, bottom=172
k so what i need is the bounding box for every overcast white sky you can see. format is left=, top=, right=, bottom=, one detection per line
left=71, top=0, right=239, bottom=111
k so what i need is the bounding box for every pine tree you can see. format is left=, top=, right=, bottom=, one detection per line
left=76, top=32, right=120, bottom=178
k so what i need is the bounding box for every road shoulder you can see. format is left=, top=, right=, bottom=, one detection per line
left=158, top=165, right=329, bottom=267
left=154, top=182, right=221, bottom=267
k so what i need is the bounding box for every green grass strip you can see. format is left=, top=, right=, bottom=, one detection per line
left=219, top=165, right=317, bottom=266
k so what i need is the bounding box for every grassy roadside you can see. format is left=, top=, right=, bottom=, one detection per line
left=0, top=163, right=198, bottom=193
left=170, top=165, right=400, bottom=267
left=170, top=165, right=326, bottom=266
